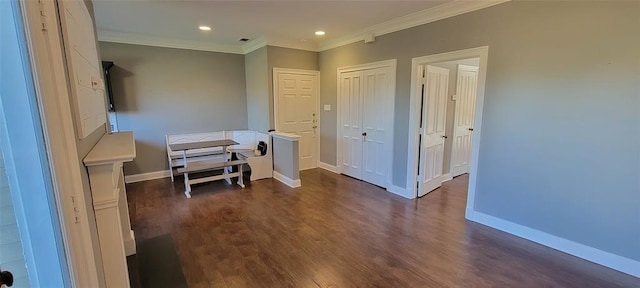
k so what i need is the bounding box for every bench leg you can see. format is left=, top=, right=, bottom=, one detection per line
left=169, top=160, right=175, bottom=182
left=237, top=163, right=245, bottom=188
left=223, top=168, right=232, bottom=185
left=184, top=172, right=192, bottom=198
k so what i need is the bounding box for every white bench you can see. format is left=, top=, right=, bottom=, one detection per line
left=166, top=130, right=273, bottom=182
left=177, top=159, right=247, bottom=198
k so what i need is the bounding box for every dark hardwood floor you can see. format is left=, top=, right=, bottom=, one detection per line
left=125, top=169, right=639, bottom=288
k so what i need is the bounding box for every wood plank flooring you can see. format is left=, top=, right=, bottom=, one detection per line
left=125, top=169, right=639, bottom=287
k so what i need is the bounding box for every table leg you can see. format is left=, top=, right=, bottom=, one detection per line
left=182, top=150, right=192, bottom=198
left=222, top=145, right=232, bottom=185
left=184, top=172, right=191, bottom=198
left=237, top=163, right=245, bottom=188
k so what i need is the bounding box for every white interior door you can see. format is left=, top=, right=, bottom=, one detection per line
left=362, top=67, right=392, bottom=187
left=451, top=65, right=479, bottom=177
left=275, top=69, right=319, bottom=170
left=339, top=71, right=364, bottom=179
left=418, top=65, right=449, bottom=197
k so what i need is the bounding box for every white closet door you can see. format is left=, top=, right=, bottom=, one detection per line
left=340, top=71, right=364, bottom=179
left=451, top=65, right=478, bottom=177
left=419, top=65, right=449, bottom=197
left=362, top=67, right=392, bottom=187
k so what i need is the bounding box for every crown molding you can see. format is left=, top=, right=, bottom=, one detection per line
left=97, top=0, right=509, bottom=55
left=241, top=36, right=268, bottom=54
left=242, top=36, right=320, bottom=54
left=97, top=30, right=244, bottom=54
left=318, top=0, right=510, bottom=51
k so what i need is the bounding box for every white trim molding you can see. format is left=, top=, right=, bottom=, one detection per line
left=319, top=0, right=510, bottom=51
left=386, top=185, right=410, bottom=199
left=318, top=162, right=340, bottom=174
left=124, top=170, right=171, bottom=184
left=468, top=211, right=640, bottom=278
left=273, top=171, right=301, bottom=188
left=241, top=36, right=268, bottom=54
left=20, top=1, right=103, bottom=286
left=97, top=30, right=244, bottom=54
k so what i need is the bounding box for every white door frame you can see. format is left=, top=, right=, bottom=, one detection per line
left=273, top=68, right=320, bottom=169
left=20, top=1, right=100, bottom=287
left=407, top=47, right=488, bottom=217
left=336, top=59, right=396, bottom=189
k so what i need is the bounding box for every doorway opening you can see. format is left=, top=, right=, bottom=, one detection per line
left=406, top=47, right=488, bottom=217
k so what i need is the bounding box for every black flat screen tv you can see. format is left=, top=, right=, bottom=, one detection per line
left=102, top=61, right=115, bottom=111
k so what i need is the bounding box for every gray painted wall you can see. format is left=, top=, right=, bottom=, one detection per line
left=267, top=46, right=319, bottom=130
left=245, top=47, right=270, bottom=133
left=99, top=42, right=248, bottom=175
left=244, top=45, right=319, bottom=132
left=319, top=1, right=640, bottom=261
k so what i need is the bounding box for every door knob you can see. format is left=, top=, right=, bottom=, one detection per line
left=441, top=135, right=448, bottom=139
left=362, top=132, right=367, bottom=136
left=468, top=128, right=474, bottom=131
left=313, top=126, right=318, bottom=129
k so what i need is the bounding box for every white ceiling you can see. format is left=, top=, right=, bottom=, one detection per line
left=93, top=0, right=505, bottom=54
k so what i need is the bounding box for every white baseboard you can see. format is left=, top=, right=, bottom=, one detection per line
left=441, top=173, right=453, bottom=182
left=468, top=211, right=640, bottom=278
left=386, top=184, right=413, bottom=199
left=273, top=171, right=301, bottom=188
left=318, top=161, right=340, bottom=173
left=124, top=170, right=170, bottom=184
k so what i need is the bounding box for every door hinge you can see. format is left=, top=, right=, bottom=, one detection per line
left=38, top=0, right=47, bottom=31
left=71, top=195, right=80, bottom=223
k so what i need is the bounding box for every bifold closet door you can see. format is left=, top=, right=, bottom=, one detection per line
left=339, top=66, right=393, bottom=188
left=361, top=68, right=392, bottom=187
left=339, top=71, right=364, bottom=179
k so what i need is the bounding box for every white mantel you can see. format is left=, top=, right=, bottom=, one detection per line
left=84, top=131, right=136, bottom=288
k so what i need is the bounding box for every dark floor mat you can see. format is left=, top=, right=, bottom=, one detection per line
left=135, top=234, right=187, bottom=288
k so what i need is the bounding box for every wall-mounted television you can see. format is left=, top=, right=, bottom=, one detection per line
left=102, top=61, right=115, bottom=112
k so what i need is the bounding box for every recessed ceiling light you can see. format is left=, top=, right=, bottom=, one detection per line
left=199, top=26, right=212, bottom=31
left=315, top=31, right=325, bottom=36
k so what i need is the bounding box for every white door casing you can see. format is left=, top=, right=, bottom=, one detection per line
left=273, top=68, right=319, bottom=170
left=20, top=0, right=104, bottom=286
left=337, top=59, right=396, bottom=189
left=451, top=65, right=479, bottom=177
left=406, top=46, right=489, bottom=213
left=418, top=65, right=449, bottom=197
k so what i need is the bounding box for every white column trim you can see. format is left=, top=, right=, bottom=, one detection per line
left=273, top=171, right=302, bottom=188
left=19, top=1, right=101, bottom=286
